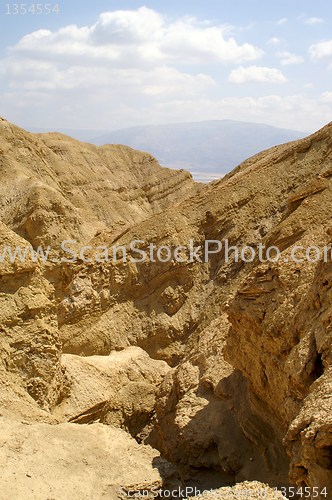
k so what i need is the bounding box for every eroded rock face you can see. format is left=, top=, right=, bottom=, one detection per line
left=0, top=117, right=197, bottom=407
left=53, top=347, right=170, bottom=440
left=0, top=221, right=67, bottom=410
left=0, top=117, right=198, bottom=248
left=225, top=193, right=332, bottom=492
left=287, top=369, right=332, bottom=493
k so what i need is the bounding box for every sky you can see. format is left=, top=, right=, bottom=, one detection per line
left=0, top=0, right=332, bottom=133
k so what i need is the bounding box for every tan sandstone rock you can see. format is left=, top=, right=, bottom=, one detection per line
left=0, top=417, right=179, bottom=500
left=53, top=347, right=170, bottom=440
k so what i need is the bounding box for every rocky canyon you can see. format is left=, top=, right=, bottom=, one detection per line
left=0, top=116, right=331, bottom=499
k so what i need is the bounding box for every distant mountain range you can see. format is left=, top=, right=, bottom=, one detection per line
left=28, top=120, right=306, bottom=182
left=91, top=120, right=306, bottom=181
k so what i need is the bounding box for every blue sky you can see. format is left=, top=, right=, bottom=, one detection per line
left=1, top=0, right=332, bottom=132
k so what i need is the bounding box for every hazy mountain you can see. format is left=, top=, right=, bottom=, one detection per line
left=92, top=120, right=306, bottom=181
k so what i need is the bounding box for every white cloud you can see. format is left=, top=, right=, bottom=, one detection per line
left=267, top=37, right=282, bottom=46
left=8, top=7, right=263, bottom=66
left=2, top=89, right=331, bottom=134
left=309, top=40, right=332, bottom=60
left=140, top=67, right=216, bottom=97
left=92, top=8, right=164, bottom=44
left=2, top=58, right=216, bottom=98
left=229, top=66, right=287, bottom=84
left=277, top=51, right=305, bottom=66
left=133, top=94, right=331, bottom=133
left=304, top=17, right=324, bottom=25
left=321, top=92, right=332, bottom=103
left=276, top=18, right=288, bottom=26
